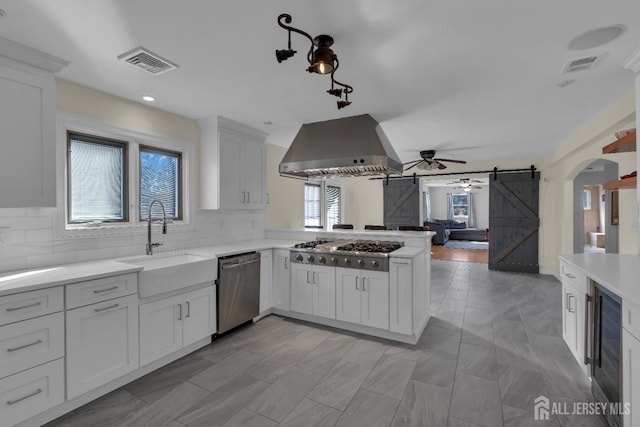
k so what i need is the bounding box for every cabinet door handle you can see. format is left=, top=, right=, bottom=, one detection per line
left=266, top=193, right=269, bottom=205
left=355, top=277, right=359, bottom=290
left=178, top=303, right=182, bottom=320
left=7, top=339, right=43, bottom=352
left=185, top=301, right=190, bottom=318
left=313, top=272, right=318, bottom=284
left=247, top=192, right=250, bottom=203
left=93, top=286, right=118, bottom=294
left=362, top=278, right=367, bottom=292
left=6, top=301, right=42, bottom=312
left=307, top=271, right=311, bottom=284
left=567, top=295, right=576, bottom=313
left=94, top=303, right=119, bottom=313
left=285, top=258, right=289, bottom=269
left=564, top=273, right=576, bottom=279
left=6, top=388, right=42, bottom=405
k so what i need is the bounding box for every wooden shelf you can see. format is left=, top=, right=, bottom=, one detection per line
left=602, top=130, right=636, bottom=154
left=603, top=176, right=637, bottom=190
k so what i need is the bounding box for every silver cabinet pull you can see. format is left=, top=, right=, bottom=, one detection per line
left=247, top=192, right=250, bottom=203
left=93, top=286, right=118, bottom=294
left=313, top=272, right=318, bottom=284
left=284, top=257, right=289, bottom=269
left=185, top=301, right=190, bottom=318
left=7, top=388, right=42, bottom=405
left=178, top=303, right=182, bottom=320
left=565, top=273, right=576, bottom=279
left=6, top=301, right=42, bottom=312
left=94, top=303, right=119, bottom=313
left=7, top=339, right=43, bottom=352
left=362, top=277, right=366, bottom=292
left=307, top=271, right=311, bottom=284
left=567, top=294, right=576, bottom=313
left=355, top=277, right=359, bottom=290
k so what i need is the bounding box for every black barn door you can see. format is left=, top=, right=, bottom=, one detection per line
left=489, top=171, right=540, bottom=273
left=383, top=178, right=420, bottom=229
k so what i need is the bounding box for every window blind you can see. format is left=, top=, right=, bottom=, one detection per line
left=140, top=147, right=181, bottom=220
left=68, top=134, right=126, bottom=222
left=326, top=185, right=342, bottom=230
left=304, top=183, right=322, bottom=226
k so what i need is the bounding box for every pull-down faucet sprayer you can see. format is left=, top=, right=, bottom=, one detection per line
left=146, top=199, right=167, bottom=255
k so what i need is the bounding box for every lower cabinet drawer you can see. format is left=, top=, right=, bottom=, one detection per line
left=0, top=287, right=63, bottom=326
left=0, top=358, right=64, bottom=427
left=66, top=273, right=137, bottom=310
left=0, top=312, right=64, bottom=379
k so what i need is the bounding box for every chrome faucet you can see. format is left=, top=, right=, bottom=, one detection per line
left=146, top=199, right=167, bottom=255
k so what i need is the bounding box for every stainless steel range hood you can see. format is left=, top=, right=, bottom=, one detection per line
left=279, top=114, right=403, bottom=178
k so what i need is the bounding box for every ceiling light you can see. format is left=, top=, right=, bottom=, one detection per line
left=276, top=13, right=353, bottom=109
left=141, top=95, right=155, bottom=102
left=568, top=25, right=625, bottom=51
left=0, top=9, right=6, bottom=18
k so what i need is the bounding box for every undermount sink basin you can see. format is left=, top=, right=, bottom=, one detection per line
left=121, top=253, right=217, bottom=298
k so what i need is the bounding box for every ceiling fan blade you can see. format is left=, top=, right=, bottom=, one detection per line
left=470, top=179, right=483, bottom=183
left=402, top=159, right=423, bottom=166
left=437, top=162, right=447, bottom=170
left=434, top=158, right=467, bottom=164
left=404, top=161, right=423, bottom=172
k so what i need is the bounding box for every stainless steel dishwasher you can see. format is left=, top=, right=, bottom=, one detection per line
left=216, top=252, right=261, bottom=334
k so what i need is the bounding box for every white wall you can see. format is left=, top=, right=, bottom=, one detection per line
left=0, top=80, right=265, bottom=274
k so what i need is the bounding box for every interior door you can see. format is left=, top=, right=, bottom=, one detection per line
left=383, top=177, right=420, bottom=229
left=489, top=171, right=540, bottom=273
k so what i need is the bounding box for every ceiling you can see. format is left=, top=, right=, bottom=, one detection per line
left=0, top=0, right=638, bottom=164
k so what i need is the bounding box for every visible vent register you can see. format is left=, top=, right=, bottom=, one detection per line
left=118, top=47, right=178, bottom=75
left=561, top=55, right=603, bottom=74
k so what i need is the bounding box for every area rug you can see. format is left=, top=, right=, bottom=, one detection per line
left=444, top=240, right=489, bottom=250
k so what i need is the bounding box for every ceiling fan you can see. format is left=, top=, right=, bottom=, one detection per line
left=403, top=150, right=467, bottom=172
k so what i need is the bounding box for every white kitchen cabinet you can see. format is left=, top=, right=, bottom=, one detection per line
left=389, top=259, right=412, bottom=335
left=560, top=260, right=589, bottom=374
left=0, top=358, right=64, bottom=427
left=336, top=268, right=389, bottom=330
left=623, top=328, right=639, bottom=427
left=140, top=286, right=215, bottom=366
left=273, top=249, right=291, bottom=311
left=259, top=250, right=273, bottom=314
left=0, top=43, right=67, bottom=207
left=200, top=116, right=267, bottom=210
left=66, top=294, right=139, bottom=399
left=290, top=263, right=336, bottom=319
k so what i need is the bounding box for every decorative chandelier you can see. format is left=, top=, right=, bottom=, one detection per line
left=275, top=13, right=353, bottom=109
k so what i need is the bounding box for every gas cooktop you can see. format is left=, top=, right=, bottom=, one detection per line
left=289, top=239, right=404, bottom=271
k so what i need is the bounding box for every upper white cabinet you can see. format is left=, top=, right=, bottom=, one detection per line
left=0, top=37, right=68, bottom=207
left=199, top=115, right=267, bottom=210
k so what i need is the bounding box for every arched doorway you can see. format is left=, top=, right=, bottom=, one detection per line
left=572, top=159, right=619, bottom=253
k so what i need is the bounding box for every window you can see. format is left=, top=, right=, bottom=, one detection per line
left=58, top=114, right=194, bottom=238
left=140, top=146, right=181, bottom=220
left=67, top=132, right=128, bottom=223
left=304, top=181, right=343, bottom=229
left=583, top=189, right=591, bottom=210
left=452, top=194, right=469, bottom=217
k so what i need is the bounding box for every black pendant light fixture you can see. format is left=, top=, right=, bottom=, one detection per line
left=276, top=13, right=353, bottom=109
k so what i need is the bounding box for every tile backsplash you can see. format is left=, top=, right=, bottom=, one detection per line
left=0, top=208, right=265, bottom=273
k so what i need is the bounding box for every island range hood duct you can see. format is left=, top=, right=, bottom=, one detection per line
left=279, top=114, right=404, bottom=178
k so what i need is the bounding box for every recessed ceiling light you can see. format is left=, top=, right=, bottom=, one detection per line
left=0, top=9, right=6, bottom=18
left=568, top=25, right=625, bottom=51
left=141, top=95, right=155, bottom=102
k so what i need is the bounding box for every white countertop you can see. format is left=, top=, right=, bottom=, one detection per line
left=0, top=260, right=142, bottom=297
left=0, top=237, right=427, bottom=297
left=267, top=228, right=435, bottom=240
left=560, top=254, right=640, bottom=306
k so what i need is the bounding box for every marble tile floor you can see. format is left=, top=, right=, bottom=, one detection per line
left=46, top=260, right=608, bottom=427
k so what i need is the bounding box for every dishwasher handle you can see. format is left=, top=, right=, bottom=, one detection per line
left=220, top=257, right=260, bottom=270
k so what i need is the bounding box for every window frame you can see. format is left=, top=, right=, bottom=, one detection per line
left=303, top=179, right=345, bottom=230
left=55, top=113, right=195, bottom=239
left=66, top=131, right=130, bottom=224
left=452, top=193, right=469, bottom=220
left=138, top=145, right=183, bottom=221
left=583, top=189, right=592, bottom=210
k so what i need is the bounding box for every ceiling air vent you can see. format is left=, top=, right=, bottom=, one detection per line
left=117, top=47, right=178, bottom=75
left=561, top=55, right=603, bottom=74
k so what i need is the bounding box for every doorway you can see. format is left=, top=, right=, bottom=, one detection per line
left=573, top=159, right=619, bottom=254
